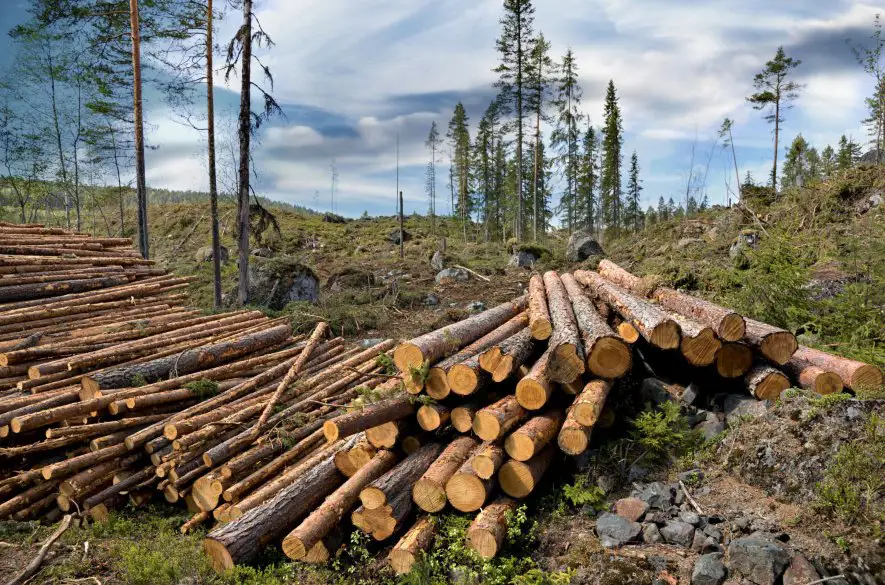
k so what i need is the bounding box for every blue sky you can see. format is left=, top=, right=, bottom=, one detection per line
left=1, top=0, right=882, bottom=218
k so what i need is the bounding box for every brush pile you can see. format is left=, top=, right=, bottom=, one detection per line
left=0, top=224, right=880, bottom=577
left=203, top=261, right=882, bottom=574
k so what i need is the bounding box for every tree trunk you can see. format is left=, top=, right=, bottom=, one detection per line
left=467, top=497, right=516, bottom=559
left=515, top=345, right=555, bottom=410
left=479, top=327, right=535, bottom=382
left=206, top=0, right=222, bottom=309
left=360, top=442, right=444, bottom=510
left=791, top=345, right=881, bottom=391
left=558, top=410, right=592, bottom=455
left=542, top=271, right=585, bottom=383
left=129, top=0, right=149, bottom=259
left=743, top=318, right=797, bottom=366
left=528, top=274, right=552, bottom=340
left=498, top=443, right=555, bottom=498
left=393, top=297, right=527, bottom=374
left=281, top=450, right=397, bottom=560
left=473, top=395, right=527, bottom=441
left=504, top=410, right=564, bottom=461
left=575, top=270, right=680, bottom=350
left=412, top=436, right=479, bottom=513
left=560, top=273, right=631, bottom=379
left=570, top=379, right=612, bottom=426
left=745, top=364, right=790, bottom=400
left=389, top=516, right=436, bottom=575
left=323, top=395, right=415, bottom=442
left=236, top=0, right=253, bottom=305
left=445, top=453, right=495, bottom=512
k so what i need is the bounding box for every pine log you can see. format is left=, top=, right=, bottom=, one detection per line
left=360, top=442, right=445, bottom=510
left=784, top=358, right=843, bottom=395
left=617, top=321, right=640, bottom=344
left=450, top=402, right=479, bottom=433
left=669, top=313, right=721, bottom=367
left=473, top=395, right=528, bottom=441
left=393, top=296, right=528, bottom=373
left=504, top=410, right=565, bottom=461
left=334, top=435, right=377, bottom=478
left=429, top=313, right=528, bottom=399
left=571, top=380, right=613, bottom=426
left=542, top=271, right=586, bottom=383
left=528, top=274, right=552, bottom=340
left=323, top=395, right=416, bottom=442
left=558, top=411, right=592, bottom=456
left=716, top=343, right=754, bottom=378
left=499, top=444, right=556, bottom=498
left=41, top=443, right=128, bottom=480
left=575, top=270, right=681, bottom=350
left=471, top=441, right=506, bottom=480
left=281, top=450, right=398, bottom=560
left=416, top=404, right=450, bottom=431
left=598, top=259, right=746, bottom=342
left=560, top=273, right=631, bottom=379
left=478, top=327, right=535, bottom=382
left=744, top=318, right=798, bottom=366
left=389, top=516, right=437, bottom=575
left=791, top=345, right=881, bottom=391
left=366, top=419, right=410, bottom=449
left=445, top=455, right=495, bottom=512
left=412, top=436, right=479, bottom=513
left=203, top=437, right=355, bottom=572
left=446, top=354, right=488, bottom=396
left=515, top=346, right=555, bottom=410
left=467, top=497, right=516, bottom=559
left=745, top=364, right=790, bottom=400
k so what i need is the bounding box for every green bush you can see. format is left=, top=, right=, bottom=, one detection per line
left=631, top=401, right=701, bottom=462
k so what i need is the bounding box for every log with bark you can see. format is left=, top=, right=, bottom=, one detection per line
left=504, top=410, right=565, bottom=462
left=412, top=436, right=479, bottom=513
left=744, top=318, right=798, bottom=366
left=445, top=453, right=495, bottom=512
left=745, top=364, right=790, bottom=400
left=466, top=497, right=516, bottom=559
left=389, top=516, right=436, bottom=575
left=791, top=345, right=881, bottom=391
left=323, top=395, right=415, bottom=442
left=527, top=274, right=552, bottom=340
left=716, top=343, right=754, bottom=378
left=498, top=444, right=556, bottom=498
left=478, top=327, right=535, bottom=383
left=542, top=271, right=585, bottom=383
left=359, top=442, right=444, bottom=510
left=473, top=395, right=528, bottom=442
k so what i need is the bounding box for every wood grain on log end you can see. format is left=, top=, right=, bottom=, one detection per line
left=447, top=363, right=480, bottom=395
left=450, top=405, right=475, bottom=433
left=719, top=313, right=746, bottom=342
left=467, top=497, right=516, bottom=560
left=549, top=344, right=585, bottom=384
left=681, top=327, right=722, bottom=367
left=746, top=365, right=790, bottom=400
left=203, top=538, right=236, bottom=573
left=586, top=337, right=631, bottom=379
left=445, top=472, right=489, bottom=512
left=759, top=332, right=798, bottom=366
left=498, top=445, right=555, bottom=498
left=716, top=343, right=754, bottom=378
left=389, top=516, right=436, bottom=575
left=617, top=322, right=640, bottom=344
left=558, top=416, right=591, bottom=455
left=416, top=405, right=449, bottom=432
left=649, top=320, right=681, bottom=350
left=515, top=377, right=550, bottom=411
left=853, top=364, right=883, bottom=391
left=366, top=422, right=400, bottom=449
left=471, top=442, right=505, bottom=479
left=424, top=368, right=449, bottom=399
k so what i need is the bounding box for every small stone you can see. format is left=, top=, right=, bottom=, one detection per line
left=642, top=523, right=663, bottom=544
left=679, top=511, right=701, bottom=526
left=674, top=490, right=685, bottom=505
left=508, top=250, right=538, bottom=268
left=637, top=482, right=674, bottom=509
left=782, top=555, right=820, bottom=585
left=682, top=383, right=701, bottom=405
left=595, top=513, right=642, bottom=548
left=644, top=511, right=667, bottom=525
left=691, top=552, right=728, bottom=585
left=614, top=497, right=650, bottom=522
left=435, top=267, right=469, bottom=284
left=660, top=521, right=695, bottom=548
left=692, top=529, right=707, bottom=552
left=845, top=406, right=861, bottom=421
left=430, top=250, right=445, bottom=271
left=703, top=525, right=723, bottom=541
left=731, top=517, right=751, bottom=533
left=728, top=538, right=791, bottom=585
left=724, top=394, right=768, bottom=424
left=703, top=536, right=722, bottom=553
left=697, top=420, right=727, bottom=440
left=466, top=301, right=486, bottom=313
left=423, top=293, right=440, bottom=306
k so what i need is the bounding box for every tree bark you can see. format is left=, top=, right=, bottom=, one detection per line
left=467, top=497, right=516, bottom=559
left=504, top=410, right=564, bottom=461
left=791, top=345, right=881, bottom=391
left=473, top=395, right=527, bottom=441
left=236, top=0, right=253, bottom=305
left=745, top=364, right=790, bottom=400
left=744, top=318, right=797, bottom=366
left=281, top=450, right=397, bottom=560
left=542, top=271, right=585, bottom=383
left=360, top=442, right=444, bottom=510
left=479, top=327, right=535, bottom=382
left=323, top=395, right=415, bottom=442
left=130, top=0, right=149, bottom=259
left=528, top=274, right=552, bottom=339
left=389, top=516, right=436, bottom=575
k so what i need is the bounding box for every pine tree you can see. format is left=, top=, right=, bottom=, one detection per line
left=657, top=196, right=668, bottom=221
left=551, top=48, right=584, bottom=234
left=837, top=135, right=862, bottom=170
left=821, top=145, right=836, bottom=177
left=747, top=46, right=803, bottom=189
left=851, top=14, right=884, bottom=163
left=494, top=0, right=536, bottom=241
left=527, top=34, right=555, bottom=240
left=425, top=121, right=442, bottom=233
left=474, top=101, right=500, bottom=241
left=645, top=206, right=657, bottom=227
left=601, top=80, right=624, bottom=237
left=576, top=124, right=599, bottom=233
left=782, top=134, right=809, bottom=189
left=447, top=103, right=472, bottom=240
left=624, top=151, right=642, bottom=231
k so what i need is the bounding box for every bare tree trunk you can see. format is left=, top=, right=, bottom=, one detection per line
left=207, top=0, right=222, bottom=309
left=729, top=126, right=741, bottom=202
left=772, top=99, right=780, bottom=189
left=46, top=43, right=70, bottom=231
left=236, top=0, right=253, bottom=306
left=130, top=0, right=149, bottom=259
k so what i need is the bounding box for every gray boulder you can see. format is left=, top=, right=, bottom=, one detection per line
left=642, top=523, right=663, bottom=544
left=696, top=420, right=727, bottom=440
left=636, top=482, right=674, bottom=509
left=782, top=554, right=820, bottom=585
left=691, top=553, right=727, bottom=585
left=660, top=521, right=695, bottom=548
left=566, top=231, right=604, bottom=263
left=251, top=247, right=274, bottom=258
left=388, top=229, right=411, bottom=245
left=466, top=301, right=486, bottom=313
left=435, top=267, right=469, bottom=284
left=423, top=293, right=440, bottom=307
left=232, top=256, right=319, bottom=310
left=508, top=250, right=538, bottom=268
left=595, top=512, right=642, bottom=548
left=728, top=538, right=791, bottom=585
left=724, top=394, right=769, bottom=424
left=430, top=250, right=445, bottom=271
left=194, top=245, right=229, bottom=263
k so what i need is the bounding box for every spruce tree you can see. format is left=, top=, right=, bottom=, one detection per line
left=781, top=134, right=809, bottom=189
left=551, top=48, right=583, bottom=234
left=601, top=80, right=624, bottom=238
left=837, top=135, right=862, bottom=170
left=576, top=124, right=600, bottom=233
left=657, top=196, right=668, bottom=221
left=425, top=121, right=442, bottom=233
left=624, top=151, right=642, bottom=232
left=447, top=103, right=472, bottom=240
left=645, top=205, right=657, bottom=227
left=494, top=0, right=536, bottom=241
left=527, top=34, right=555, bottom=240
left=747, top=46, right=803, bottom=188
left=475, top=101, right=500, bottom=241
left=821, top=145, right=836, bottom=177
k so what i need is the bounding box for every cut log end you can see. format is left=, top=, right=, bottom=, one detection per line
left=515, top=378, right=549, bottom=411
left=281, top=537, right=308, bottom=561
left=814, top=371, right=844, bottom=395
left=323, top=421, right=340, bottom=443
left=558, top=420, right=590, bottom=456
left=359, top=487, right=386, bottom=510
left=469, top=528, right=500, bottom=559
left=503, top=433, right=536, bottom=462
left=203, top=539, right=235, bottom=573
left=393, top=343, right=424, bottom=374
left=412, top=478, right=447, bottom=513
left=450, top=407, right=474, bottom=433
left=448, top=364, right=480, bottom=396
left=491, top=355, right=515, bottom=383
left=498, top=460, right=536, bottom=498
left=853, top=364, right=884, bottom=391
left=750, top=369, right=791, bottom=400
left=681, top=328, right=722, bottom=367
left=478, top=347, right=502, bottom=374
left=416, top=405, right=447, bottom=432
left=719, top=313, right=746, bottom=342
left=716, top=343, right=754, bottom=378
left=424, top=368, right=450, bottom=400
left=472, top=412, right=501, bottom=442
left=529, top=319, right=552, bottom=341
left=445, top=473, right=487, bottom=512
left=650, top=321, right=681, bottom=350
left=587, top=337, right=631, bottom=379
left=760, top=332, right=798, bottom=366
left=366, top=422, right=399, bottom=449
left=617, top=322, right=640, bottom=344
left=549, top=344, right=585, bottom=384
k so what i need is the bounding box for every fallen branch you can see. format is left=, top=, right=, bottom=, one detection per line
left=5, top=513, right=73, bottom=585
left=453, top=265, right=490, bottom=282
left=678, top=480, right=705, bottom=515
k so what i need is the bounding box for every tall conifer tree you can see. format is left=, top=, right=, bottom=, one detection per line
left=551, top=48, right=583, bottom=234
left=447, top=103, right=472, bottom=240
left=601, top=80, right=623, bottom=238
left=576, top=124, right=599, bottom=234
left=425, top=121, right=442, bottom=233
left=625, top=151, right=642, bottom=232
left=527, top=34, right=555, bottom=240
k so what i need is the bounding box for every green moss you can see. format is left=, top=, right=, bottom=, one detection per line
left=183, top=378, right=220, bottom=399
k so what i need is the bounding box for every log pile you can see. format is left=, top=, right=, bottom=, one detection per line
left=1, top=229, right=880, bottom=577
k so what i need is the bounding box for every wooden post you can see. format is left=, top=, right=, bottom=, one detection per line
left=399, top=191, right=404, bottom=259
